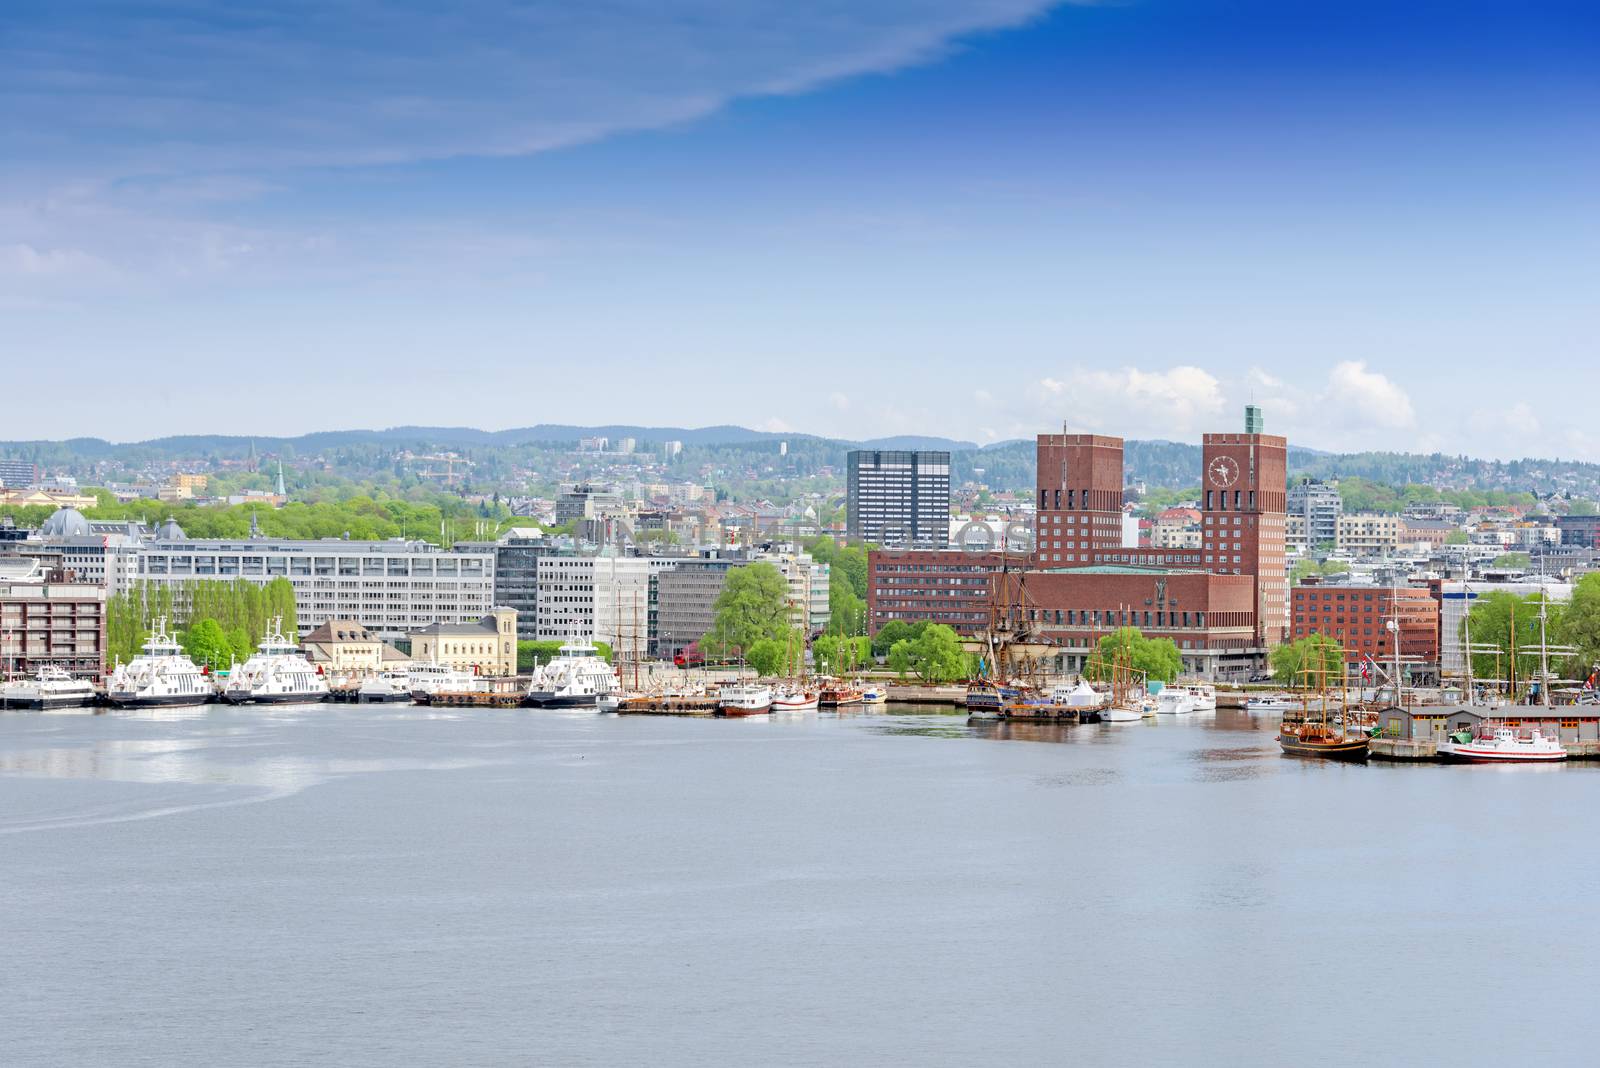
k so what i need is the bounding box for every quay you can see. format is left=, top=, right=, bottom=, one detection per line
left=617, top=696, right=718, bottom=716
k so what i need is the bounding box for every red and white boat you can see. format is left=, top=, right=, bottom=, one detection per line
left=771, top=686, right=819, bottom=713
left=717, top=682, right=773, bottom=717
left=1437, top=725, right=1567, bottom=763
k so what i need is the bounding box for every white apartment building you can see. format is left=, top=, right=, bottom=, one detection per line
left=535, top=553, right=679, bottom=649
left=133, top=536, right=496, bottom=639
left=1336, top=513, right=1403, bottom=557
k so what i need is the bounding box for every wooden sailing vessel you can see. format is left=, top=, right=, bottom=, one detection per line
left=1277, top=659, right=1368, bottom=761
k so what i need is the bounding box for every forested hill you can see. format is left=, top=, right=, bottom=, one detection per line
left=3, top=426, right=1598, bottom=498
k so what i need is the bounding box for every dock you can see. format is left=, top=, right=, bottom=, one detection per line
left=427, top=690, right=526, bottom=709
left=1368, top=737, right=1437, bottom=761
left=617, top=696, right=718, bottom=716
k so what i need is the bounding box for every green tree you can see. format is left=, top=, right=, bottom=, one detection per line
left=1270, top=633, right=1345, bottom=685
left=892, top=624, right=971, bottom=684
left=182, top=619, right=232, bottom=669
left=826, top=581, right=865, bottom=636
left=871, top=620, right=927, bottom=658
left=1466, top=590, right=1564, bottom=686
left=1490, top=552, right=1531, bottom=569
left=745, top=638, right=788, bottom=677
left=1444, top=531, right=1469, bottom=545
left=226, top=626, right=254, bottom=666
left=812, top=634, right=870, bottom=676
left=1095, top=627, right=1183, bottom=684
left=1560, top=572, right=1600, bottom=680
left=702, top=562, right=792, bottom=660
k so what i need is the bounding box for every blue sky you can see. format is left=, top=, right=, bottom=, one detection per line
left=3, top=0, right=1597, bottom=457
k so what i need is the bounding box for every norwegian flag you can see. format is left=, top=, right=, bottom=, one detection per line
left=1360, top=660, right=1371, bottom=681
left=1585, top=671, right=1597, bottom=692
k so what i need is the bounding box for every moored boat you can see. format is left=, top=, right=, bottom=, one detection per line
left=818, top=681, right=863, bottom=708
left=772, top=686, right=820, bottom=712
left=221, top=617, right=329, bottom=704
left=106, top=618, right=214, bottom=708
left=357, top=670, right=413, bottom=703
left=1437, top=725, right=1566, bottom=763
left=1155, top=688, right=1196, bottom=716
left=717, top=682, right=773, bottom=717
left=525, top=639, right=618, bottom=708
left=408, top=662, right=485, bottom=702
left=0, top=665, right=98, bottom=710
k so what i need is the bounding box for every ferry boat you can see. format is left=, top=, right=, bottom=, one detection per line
left=408, top=663, right=485, bottom=702
left=772, top=686, right=820, bottom=712
left=106, top=618, right=214, bottom=708
left=717, top=682, right=773, bottom=717
left=0, top=665, right=98, bottom=710
left=1437, top=725, right=1567, bottom=763
left=525, top=640, right=619, bottom=708
left=357, top=670, right=413, bottom=703
left=222, top=618, right=329, bottom=704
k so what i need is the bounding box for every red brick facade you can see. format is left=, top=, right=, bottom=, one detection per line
left=1290, top=581, right=1441, bottom=676
left=1200, top=432, right=1288, bottom=646
left=867, top=550, right=1017, bottom=634
left=1020, top=567, right=1258, bottom=654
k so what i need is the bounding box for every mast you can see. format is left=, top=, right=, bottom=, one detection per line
left=1538, top=592, right=1551, bottom=709
left=1461, top=574, right=1474, bottom=707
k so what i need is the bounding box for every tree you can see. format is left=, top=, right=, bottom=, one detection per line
left=702, top=563, right=792, bottom=660
left=1467, top=590, right=1565, bottom=686
left=890, top=624, right=971, bottom=684
left=1270, top=633, right=1345, bottom=685
left=872, top=620, right=926, bottom=658
left=1490, top=552, right=1531, bottom=569
left=182, top=619, right=232, bottom=669
left=226, top=626, right=254, bottom=666
left=1094, top=627, right=1182, bottom=684
left=1560, top=573, right=1600, bottom=680
left=745, top=638, right=788, bottom=677
left=1444, top=531, right=1469, bottom=545
left=827, top=581, right=865, bottom=636
left=813, top=634, right=870, bottom=676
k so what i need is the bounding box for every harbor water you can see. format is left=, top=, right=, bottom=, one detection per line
left=2, top=703, right=1596, bottom=1066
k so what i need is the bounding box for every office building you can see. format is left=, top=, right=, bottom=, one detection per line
left=1287, top=478, right=1342, bottom=549
left=0, top=559, right=106, bottom=677
left=846, top=450, right=950, bottom=548
left=0, top=458, right=40, bottom=489
left=1289, top=580, right=1441, bottom=684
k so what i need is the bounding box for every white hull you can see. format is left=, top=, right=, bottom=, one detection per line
left=1102, top=707, right=1143, bottom=722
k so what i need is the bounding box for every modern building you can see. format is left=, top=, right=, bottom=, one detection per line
left=1287, top=478, right=1342, bottom=549
left=0, top=458, right=41, bottom=489
left=846, top=450, right=950, bottom=548
left=652, top=558, right=741, bottom=657
left=132, top=530, right=496, bottom=640
left=556, top=483, right=624, bottom=525
left=1336, top=513, right=1404, bottom=558
left=1289, top=580, right=1441, bottom=684
left=0, top=559, right=107, bottom=677
left=408, top=607, right=518, bottom=677
left=535, top=553, right=677, bottom=651
left=1555, top=514, right=1600, bottom=549
left=458, top=528, right=549, bottom=641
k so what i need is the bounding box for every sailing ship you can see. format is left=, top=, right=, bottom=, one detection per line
left=1277, top=660, right=1367, bottom=761
left=1438, top=591, right=1569, bottom=763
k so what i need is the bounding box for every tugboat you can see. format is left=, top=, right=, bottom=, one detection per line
left=221, top=617, right=329, bottom=704
left=0, top=665, right=98, bottom=710
left=106, top=618, right=214, bottom=708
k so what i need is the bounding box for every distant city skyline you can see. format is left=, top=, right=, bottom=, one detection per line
left=4, top=1, right=1596, bottom=459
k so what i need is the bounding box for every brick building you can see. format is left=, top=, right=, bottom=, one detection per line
left=1556, top=514, right=1600, bottom=549
left=0, top=561, right=107, bottom=678
left=1289, top=580, right=1441, bottom=683
left=1200, top=414, right=1289, bottom=646
left=867, top=550, right=1016, bottom=634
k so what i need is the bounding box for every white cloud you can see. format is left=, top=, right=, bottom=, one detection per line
left=1323, top=360, right=1416, bottom=430
left=828, top=391, right=852, bottom=412
left=1034, top=365, right=1226, bottom=437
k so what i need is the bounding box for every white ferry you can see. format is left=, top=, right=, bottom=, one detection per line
left=525, top=640, right=619, bottom=708
left=106, top=618, right=214, bottom=708
left=0, top=665, right=98, bottom=710
left=717, top=682, right=774, bottom=717
left=222, top=617, right=330, bottom=704
left=408, top=663, right=486, bottom=702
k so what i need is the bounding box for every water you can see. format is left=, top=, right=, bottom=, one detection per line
left=2, top=703, right=1597, bottom=1066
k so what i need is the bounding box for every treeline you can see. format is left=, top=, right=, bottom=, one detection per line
left=106, top=578, right=297, bottom=665
left=3, top=493, right=517, bottom=545
left=1332, top=477, right=1539, bottom=515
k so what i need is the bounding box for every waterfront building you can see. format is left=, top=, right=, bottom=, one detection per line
left=1287, top=478, right=1342, bottom=549
left=407, top=607, right=518, bottom=677
left=133, top=529, right=496, bottom=640
left=846, top=450, right=951, bottom=548
left=1289, top=579, right=1441, bottom=684
left=300, top=618, right=404, bottom=676
left=652, top=557, right=741, bottom=657
left=0, top=558, right=106, bottom=678
left=535, top=553, right=677, bottom=650
left=867, top=550, right=1017, bottom=635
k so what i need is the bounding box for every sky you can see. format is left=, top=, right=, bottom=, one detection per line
left=3, top=0, right=1597, bottom=458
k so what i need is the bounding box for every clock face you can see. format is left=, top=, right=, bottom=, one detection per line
left=1208, top=456, right=1240, bottom=488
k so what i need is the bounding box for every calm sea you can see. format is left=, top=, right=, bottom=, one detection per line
left=2, top=703, right=1595, bottom=1066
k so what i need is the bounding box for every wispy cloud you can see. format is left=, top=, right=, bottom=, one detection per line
left=3, top=2, right=1062, bottom=179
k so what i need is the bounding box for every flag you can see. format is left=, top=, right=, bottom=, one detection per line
left=1360, top=660, right=1371, bottom=681
left=1586, top=671, right=1596, bottom=692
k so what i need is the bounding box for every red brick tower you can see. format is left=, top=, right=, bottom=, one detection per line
left=1034, top=433, right=1124, bottom=567
left=1200, top=407, right=1288, bottom=647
